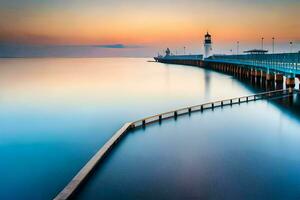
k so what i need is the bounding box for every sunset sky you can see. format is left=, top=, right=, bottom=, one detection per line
left=0, top=0, right=299, bottom=57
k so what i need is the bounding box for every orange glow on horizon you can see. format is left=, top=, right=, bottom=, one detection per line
left=0, top=1, right=299, bottom=46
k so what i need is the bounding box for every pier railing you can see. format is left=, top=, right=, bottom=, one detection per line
left=206, top=53, right=300, bottom=74
left=54, top=123, right=132, bottom=200
left=54, top=88, right=299, bottom=200
left=132, top=89, right=297, bottom=127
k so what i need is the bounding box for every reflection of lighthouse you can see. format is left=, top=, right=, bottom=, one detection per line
left=204, top=32, right=212, bottom=58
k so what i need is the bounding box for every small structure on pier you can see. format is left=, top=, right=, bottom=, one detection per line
left=154, top=47, right=202, bottom=62
left=244, top=49, right=268, bottom=54
left=165, top=48, right=171, bottom=56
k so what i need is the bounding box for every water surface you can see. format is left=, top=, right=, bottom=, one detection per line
left=76, top=94, right=300, bottom=200
left=0, top=58, right=259, bottom=199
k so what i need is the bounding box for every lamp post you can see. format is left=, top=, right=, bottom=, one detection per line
left=261, top=37, right=264, bottom=50
left=272, top=37, right=275, bottom=53
left=184, top=46, right=186, bottom=55
left=237, top=41, right=240, bottom=55
left=290, top=42, right=293, bottom=53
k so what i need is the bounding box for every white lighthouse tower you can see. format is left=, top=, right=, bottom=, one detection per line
left=204, top=32, right=212, bottom=58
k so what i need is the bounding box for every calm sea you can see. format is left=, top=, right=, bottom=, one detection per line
left=0, top=58, right=299, bottom=199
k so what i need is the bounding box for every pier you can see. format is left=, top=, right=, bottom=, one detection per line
left=155, top=52, right=300, bottom=88
left=54, top=88, right=299, bottom=200
left=155, top=32, right=300, bottom=88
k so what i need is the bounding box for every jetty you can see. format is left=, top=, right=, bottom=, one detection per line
left=155, top=33, right=300, bottom=88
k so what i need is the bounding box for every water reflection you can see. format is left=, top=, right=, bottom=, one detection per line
left=72, top=63, right=300, bottom=199
left=1, top=58, right=299, bottom=199
left=0, top=58, right=264, bottom=199
left=232, top=71, right=300, bottom=120
left=75, top=93, right=300, bottom=200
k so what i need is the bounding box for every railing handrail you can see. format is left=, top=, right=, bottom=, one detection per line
left=205, top=52, right=300, bottom=74
left=132, top=89, right=295, bottom=124
left=54, top=122, right=133, bottom=200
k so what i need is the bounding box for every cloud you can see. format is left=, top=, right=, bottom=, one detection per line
left=94, top=44, right=144, bottom=48
left=0, top=43, right=152, bottom=58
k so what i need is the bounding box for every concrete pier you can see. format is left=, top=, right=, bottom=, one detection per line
left=261, top=71, right=267, bottom=80
left=296, top=75, right=300, bottom=88
left=250, top=69, right=256, bottom=77
left=286, top=77, right=295, bottom=88
left=266, top=73, right=275, bottom=82
left=157, top=58, right=298, bottom=91
left=265, top=73, right=275, bottom=90
left=275, top=74, right=284, bottom=84
left=245, top=69, right=250, bottom=78
left=255, top=70, right=262, bottom=78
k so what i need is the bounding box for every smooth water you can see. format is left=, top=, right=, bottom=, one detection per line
left=0, top=58, right=261, bottom=199
left=76, top=95, right=300, bottom=200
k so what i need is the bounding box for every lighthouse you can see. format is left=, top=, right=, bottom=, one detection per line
left=204, top=32, right=212, bottom=58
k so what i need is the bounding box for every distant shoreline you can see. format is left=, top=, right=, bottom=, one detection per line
left=0, top=56, right=150, bottom=59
